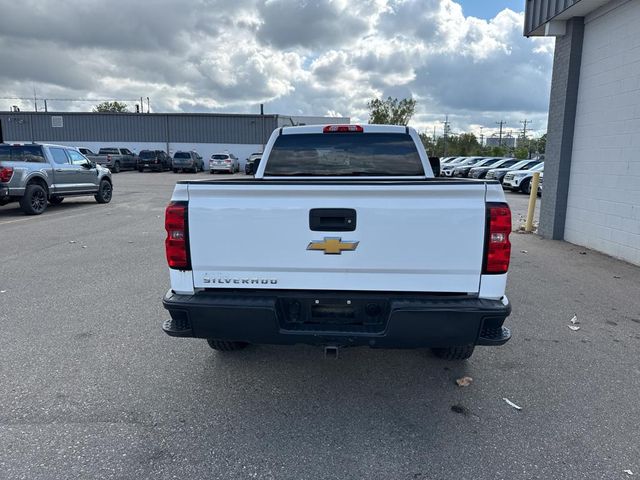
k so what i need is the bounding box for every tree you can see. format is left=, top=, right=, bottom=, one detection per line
left=419, top=132, right=436, bottom=154
left=514, top=146, right=529, bottom=159
left=535, top=133, right=547, bottom=154
left=93, top=101, right=129, bottom=113
left=453, top=133, right=480, bottom=156
left=489, top=146, right=507, bottom=157
left=367, top=96, right=416, bottom=125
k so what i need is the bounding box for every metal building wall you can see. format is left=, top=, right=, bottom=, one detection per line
left=0, top=112, right=279, bottom=145
left=525, top=0, right=581, bottom=35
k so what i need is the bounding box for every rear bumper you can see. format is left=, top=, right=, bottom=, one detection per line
left=162, top=289, right=511, bottom=348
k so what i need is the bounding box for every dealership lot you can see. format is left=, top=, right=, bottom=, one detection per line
left=0, top=173, right=638, bottom=479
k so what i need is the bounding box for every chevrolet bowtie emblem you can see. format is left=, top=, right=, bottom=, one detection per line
left=307, top=237, right=359, bottom=255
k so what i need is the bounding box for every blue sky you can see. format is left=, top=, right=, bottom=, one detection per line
left=458, top=0, right=524, bottom=19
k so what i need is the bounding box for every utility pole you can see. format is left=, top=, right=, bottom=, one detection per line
left=520, top=119, right=530, bottom=139
left=442, top=115, right=450, bottom=156
left=496, top=120, right=506, bottom=147
left=520, top=119, right=531, bottom=151
left=479, top=127, right=484, bottom=147
left=432, top=125, right=436, bottom=143
left=33, top=88, right=38, bottom=112
left=147, top=97, right=150, bottom=113
left=44, top=99, right=48, bottom=112
left=520, top=119, right=532, bottom=157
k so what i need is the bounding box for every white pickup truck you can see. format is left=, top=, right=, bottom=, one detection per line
left=162, top=124, right=512, bottom=360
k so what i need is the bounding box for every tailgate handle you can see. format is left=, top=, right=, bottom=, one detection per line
left=309, top=208, right=356, bottom=232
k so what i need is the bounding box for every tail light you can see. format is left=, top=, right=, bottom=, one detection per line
left=165, top=202, right=190, bottom=269
left=0, top=166, right=14, bottom=183
left=483, top=203, right=511, bottom=274
left=225, top=159, right=231, bottom=164
left=323, top=124, right=363, bottom=133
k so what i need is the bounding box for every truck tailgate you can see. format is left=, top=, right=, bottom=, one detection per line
left=187, top=182, right=487, bottom=293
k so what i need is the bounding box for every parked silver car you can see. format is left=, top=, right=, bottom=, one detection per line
left=209, top=153, right=239, bottom=174
left=0, top=143, right=113, bottom=215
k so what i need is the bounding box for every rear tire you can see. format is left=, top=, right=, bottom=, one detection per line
left=173, top=168, right=178, bottom=173
left=95, top=179, right=113, bottom=204
left=206, top=339, right=248, bottom=351
left=20, top=184, right=48, bottom=215
left=112, top=161, right=121, bottom=173
left=138, top=167, right=144, bottom=172
left=432, top=345, right=475, bottom=360
left=49, top=195, right=64, bottom=206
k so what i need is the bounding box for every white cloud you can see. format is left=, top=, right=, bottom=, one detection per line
left=0, top=0, right=554, bottom=136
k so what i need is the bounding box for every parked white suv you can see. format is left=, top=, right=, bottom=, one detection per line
left=209, top=153, right=239, bottom=174
left=503, top=162, right=544, bottom=193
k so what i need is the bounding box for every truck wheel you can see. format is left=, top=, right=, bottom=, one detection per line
left=206, top=339, right=248, bottom=351
left=519, top=178, right=531, bottom=194
left=49, top=196, right=64, bottom=206
left=432, top=345, right=475, bottom=360
left=95, top=180, right=113, bottom=204
left=20, top=184, right=48, bottom=215
left=138, top=167, right=144, bottom=172
left=112, top=161, right=121, bottom=173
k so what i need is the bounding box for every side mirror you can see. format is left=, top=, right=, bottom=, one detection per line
left=428, top=157, right=441, bottom=177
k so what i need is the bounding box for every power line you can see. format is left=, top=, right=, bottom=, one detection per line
left=0, top=96, right=142, bottom=102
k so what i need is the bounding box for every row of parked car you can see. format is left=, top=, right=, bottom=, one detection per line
left=438, top=156, right=544, bottom=195
left=77, top=147, right=263, bottom=175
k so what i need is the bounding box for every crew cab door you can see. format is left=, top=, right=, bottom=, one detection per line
left=120, top=148, right=135, bottom=168
left=48, top=147, right=78, bottom=193
left=67, top=149, right=99, bottom=191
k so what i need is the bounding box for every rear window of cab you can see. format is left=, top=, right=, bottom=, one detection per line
left=264, top=133, right=424, bottom=177
left=0, top=145, right=46, bottom=163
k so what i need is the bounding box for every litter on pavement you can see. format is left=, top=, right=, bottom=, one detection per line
left=503, top=398, right=522, bottom=410
left=456, top=376, right=473, bottom=387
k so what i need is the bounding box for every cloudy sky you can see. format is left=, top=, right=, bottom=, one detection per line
left=0, top=0, right=554, bottom=138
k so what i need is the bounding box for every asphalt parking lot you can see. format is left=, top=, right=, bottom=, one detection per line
left=1, top=172, right=638, bottom=480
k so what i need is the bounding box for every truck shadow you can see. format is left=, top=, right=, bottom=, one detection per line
left=0, top=200, right=98, bottom=219
left=151, top=344, right=501, bottom=477
left=180, top=343, right=487, bottom=429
